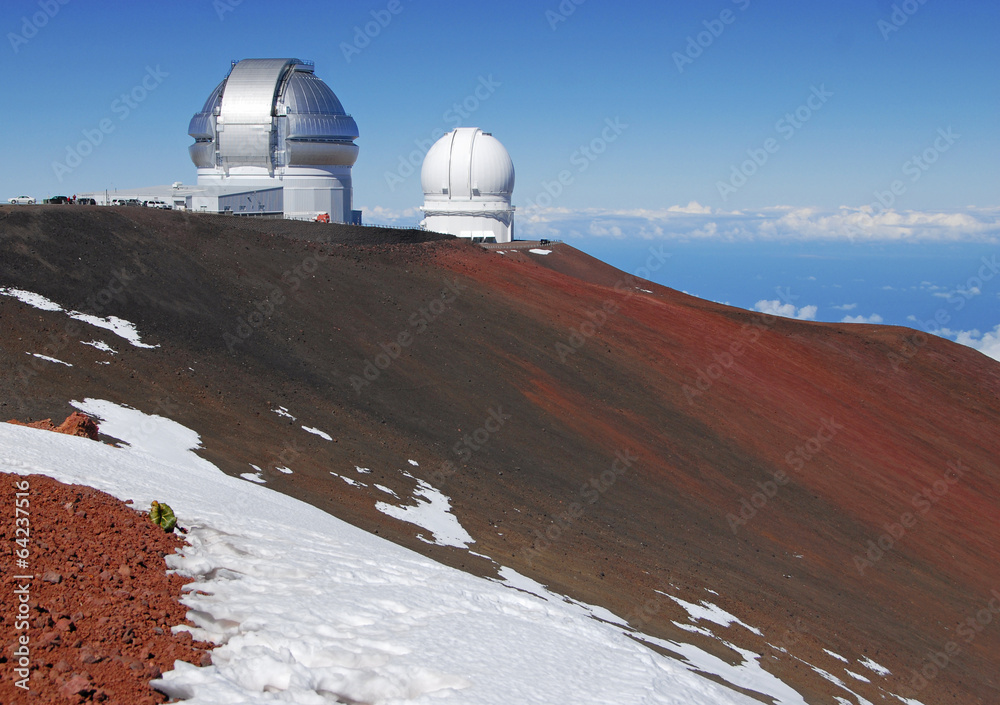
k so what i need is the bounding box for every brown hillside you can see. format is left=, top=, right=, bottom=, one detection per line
left=1, top=205, right=998, bottom=703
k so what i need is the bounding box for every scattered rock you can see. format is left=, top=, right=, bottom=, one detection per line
left=6, top=411, right=100, bottom=440
left=58, top=673, right=91, bottom=698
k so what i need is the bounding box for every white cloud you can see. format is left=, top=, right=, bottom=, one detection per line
left=932, top=287, right=981, bottom=300
left=841, top=313, right=884, bottom=324
left=832, top=303, right=858, bottom=311
left=514, top=204, right=1000, bottom=243
left=588, top=221, right=624, bottom=238
left=360, top=205, right=421, bottom=224
left=935, top=325, right=1000, bottom=362
left=753, top=300, right=818, bottom=320
left=666, top=201, right=712, bottom=214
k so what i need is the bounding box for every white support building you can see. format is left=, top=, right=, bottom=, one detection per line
left=420, top=128, right=515, bottom=243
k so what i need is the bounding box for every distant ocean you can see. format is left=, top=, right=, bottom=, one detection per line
left=572, top=239, right=999, bottom=349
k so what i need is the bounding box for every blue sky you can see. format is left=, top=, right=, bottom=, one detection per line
left=2, top=0, right=998, bottom=359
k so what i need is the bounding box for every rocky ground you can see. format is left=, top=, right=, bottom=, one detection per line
left=1, top=417, right=208, bottom=704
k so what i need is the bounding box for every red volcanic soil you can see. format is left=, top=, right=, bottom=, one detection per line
left=0, top=435, right=208, bottom=703
left=1, top=205, right=998, bottom=703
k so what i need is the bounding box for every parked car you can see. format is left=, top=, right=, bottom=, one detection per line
left=8, top=195, right=35, bottom=204
left=43, top=195, right=71, bottom=204
left=124, top=199, right=142, bottom=207
left=76, top=198, right=97, bottom=205
left=144, top=200, right=171, bottom=209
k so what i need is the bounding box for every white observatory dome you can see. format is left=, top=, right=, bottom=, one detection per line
left=420, top=128, right=515, bottom=243
left=187, top=58, right=360, bottom=223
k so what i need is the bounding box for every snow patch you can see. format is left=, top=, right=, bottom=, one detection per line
left=75, top=314, right=158, bottom=348
left=656, top=590, right=763, bottom=636
left=81, top=340, right=117, bottom=354
left=301, top=425, right=332, bottom=441
left=859, top=656, right=891, bottom=675
left=276, top=466, right=293, bottom=474
left=271, top=407, right=296, bottom=420
left=528, top=248, right=552, bottom=255
left=241, top=464, right=266, bottom=483
left=28, top=353, right=72, bottom=366
left=824, top=649, right=849, bottom=663
left=1, top=287, right=64, bottom=310
left=375, top=477, right=474, bottom=549
left=331, top=472, right=366, bottom=488
left=0, top=287, right=158, bottom=348
left=407, top=459, right=419, bottom=466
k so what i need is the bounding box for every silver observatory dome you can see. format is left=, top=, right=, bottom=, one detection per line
left=186, top=58, right=360, bottom=223
left=188, top=58, right=359, bottom=172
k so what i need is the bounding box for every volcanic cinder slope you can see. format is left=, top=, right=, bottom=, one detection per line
left=1, top=205, right=998, bottom=703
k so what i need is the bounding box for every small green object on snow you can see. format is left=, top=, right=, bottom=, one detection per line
left=150, top=500, right=177, bottom=532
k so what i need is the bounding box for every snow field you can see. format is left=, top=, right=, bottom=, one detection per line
left=0, top=399, right=925, bottom=704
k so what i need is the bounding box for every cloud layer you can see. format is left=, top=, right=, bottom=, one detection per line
left=516, top=204, right=1000, bottom=242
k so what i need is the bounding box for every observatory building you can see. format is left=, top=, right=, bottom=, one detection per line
left=420, top=128, right=515, bottom=243
left=187, top=58, right=361, bottom=222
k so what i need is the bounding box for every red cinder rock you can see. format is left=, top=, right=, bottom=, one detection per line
left=56, top=411, right=101, bottom=440
left=0, top=471, right=209, bottom=704
left=6, top=411, right=100, bottom=440
left=58, top=673, right=91, bottom=698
